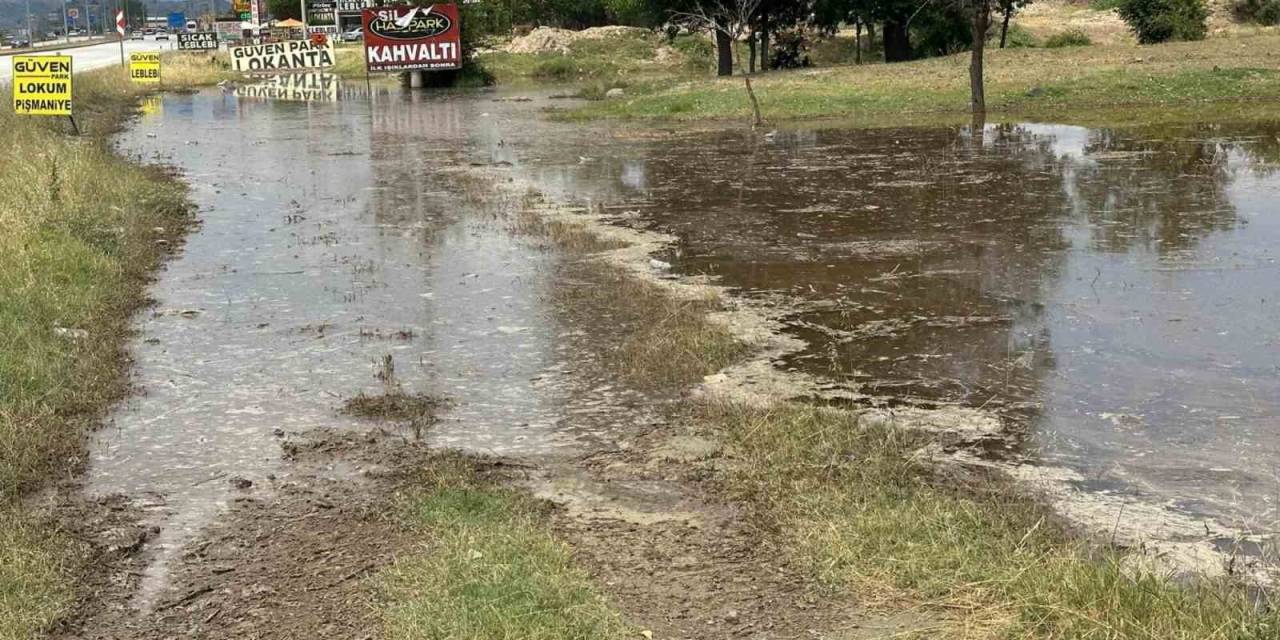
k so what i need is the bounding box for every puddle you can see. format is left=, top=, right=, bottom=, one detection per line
left=91, top=88, right=641, bottom=609
left=468, top=112, right=1280, bottom=536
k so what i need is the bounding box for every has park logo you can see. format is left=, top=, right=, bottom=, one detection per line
left=367, top=6, right=452, bottom=40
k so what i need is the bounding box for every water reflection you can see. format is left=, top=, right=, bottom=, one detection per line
left=489, top=116, right=1280, bottom=532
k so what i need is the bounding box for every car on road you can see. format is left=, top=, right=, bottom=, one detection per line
left=341, top=27, right=362, bottom=42
left=130, top=30, right=143, bottom=40
left=155, top=29, right=169, bottom=40
left=8, top=38, right=30, bottom=48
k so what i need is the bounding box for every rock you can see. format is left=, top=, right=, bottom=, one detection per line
left=605, top=87, right=625, bottom=98
left=1025, top=86, right=1045, bottom=97
left=53, top=326, right=89, bottom=340
left=229, top=476, right=253, bottom=490
left=271, top=427, right=285, bottom=438
left=649, top=258, right=672, bottom=270
left=725, top=609, right=741, bottom=623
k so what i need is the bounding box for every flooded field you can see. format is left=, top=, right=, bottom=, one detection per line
left=90, top=86, right=644, bottom=608
left=91, top=80, right=1280, bottom=607
left=487, top=112, right=1280, bottom=534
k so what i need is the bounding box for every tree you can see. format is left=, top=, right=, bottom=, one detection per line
left=996, top=0, right=1031, bottom=47
left=673, top=0, right=766, bottom=126
left=967, top=0, right=990, bottom=113
left=267, top=0, right=301, bottom=20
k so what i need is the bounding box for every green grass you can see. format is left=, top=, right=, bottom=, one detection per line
left=708, top=401, right=1280, bottom=638
left=560, top=32, right=1280, bottom=126
left=0, top=513, right=78, bottom=640
left=0, top=66, right=194, bottom=636
left=379, top=454, right=631, bottom=639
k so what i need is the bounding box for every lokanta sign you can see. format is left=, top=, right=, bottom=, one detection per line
left=230, top=39, right=335, bottom=72
left=129, top=52, right=161, bottom=84
left=362, top=4, right=461, bottom=72
left=12, top=55, right=72, bottom=116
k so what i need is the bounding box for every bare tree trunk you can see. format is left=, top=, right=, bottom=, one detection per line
left=715, top=28, right=733, bottom=76
left=759, top=8, right=770, bottom=71
left=883, top=18, right=911, bottom=62
left=855, top=20, right=862, bottom=65
left=970, top=0, right=990, bottom=114
left=748, top=32, right=757, bottom=73
left=1000, top=5, right=1011, bottom=48
left=743, top=73, right=763, bottom=128
left=867, top=22, right=876, bottom=53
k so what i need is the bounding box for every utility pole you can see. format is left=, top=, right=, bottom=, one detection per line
left=63, top=0, right=71, bottom=42
left=24, top=0, right=33, bottom=45
left=82, top=0, right=91, bottom=36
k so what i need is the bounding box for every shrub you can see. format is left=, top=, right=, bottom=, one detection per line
left=1044, top=28, right=1093, bottom=47
left=1000, top=23, right=1041, bottom=47
left=1090, top=0, right=1125, bottom=10
left=1231, top=0, right=1280, bottom=24
left=1118, top=0, right=1209, bottom=43
left=770, top=29, right=813, bottom=69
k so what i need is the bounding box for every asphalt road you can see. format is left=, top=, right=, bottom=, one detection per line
left=0, top=38, right=170, bottom=82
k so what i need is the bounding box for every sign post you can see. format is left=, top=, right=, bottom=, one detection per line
left=116, top=9, right=126, bottom=65
left=129, top=52, right=161, bottom=84
left=12, top=55, right=75, bottom=132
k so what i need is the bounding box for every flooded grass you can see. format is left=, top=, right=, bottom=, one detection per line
left=0, top=65, right=194, bottom=635
left=342, top=392, right=442, bottom=423
left=556, top=262, right=745, bottom=393
left=564, top=33, right=1280, bottom=125
left=379, top=453, right=632, bottom=639
left=708, top=401, right=1280, bottom=638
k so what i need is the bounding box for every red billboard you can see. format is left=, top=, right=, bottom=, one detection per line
left=362, top=4, right=461, bottom=72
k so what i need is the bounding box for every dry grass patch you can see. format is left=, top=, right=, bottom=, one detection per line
left=569, top=32, right=1280, bottom=124
left=706, top=401, right=1280, bottom=639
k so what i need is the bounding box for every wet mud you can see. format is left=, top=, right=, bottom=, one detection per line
left=65, top=75, right=1280, bottom=633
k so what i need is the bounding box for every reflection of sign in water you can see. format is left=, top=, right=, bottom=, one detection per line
left=234, top=73, right=339, bottom=102
left=230, top=40, right=335, bottom=72
left=177, top=32, right=219, bottom=50
left=139, top=94, right=163, bottom=116
left=129, top=52, right=161, bottom=84
left=12, top=55, right=72, bottom=116
left=362, top=4, right=461, bottom=72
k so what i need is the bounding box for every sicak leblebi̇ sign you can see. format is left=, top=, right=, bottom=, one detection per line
left=177, top=32, right=219, bottom=51
left=362, top=4, right=461, bottom=72
left=230, top=39, right=336, bottom=73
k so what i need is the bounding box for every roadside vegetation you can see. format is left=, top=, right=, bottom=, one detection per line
left=0, top=67, right=195, bottom=639
left=379, top=453, right=632, bottom=639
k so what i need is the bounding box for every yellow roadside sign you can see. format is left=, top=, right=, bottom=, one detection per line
left=12, top=55, right=73, bottom=116
left=129, top=52, right=161, bottom=84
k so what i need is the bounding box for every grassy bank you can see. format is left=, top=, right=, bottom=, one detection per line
left=562, top=32, right=1280, bottom=126
left=0, top=67, right=195, bottom=639
left=521, top=204, right=1280, bottom=636
left=379, top=454, right=631, bottom=639
left=711, top=402, right=1278, bottom=638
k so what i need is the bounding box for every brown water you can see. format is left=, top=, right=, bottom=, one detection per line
left=93, top=84, right=649, bottom=608
left=490, top=115, right=1280, bottom=533
left=95, top=81, right=1280, bottom=604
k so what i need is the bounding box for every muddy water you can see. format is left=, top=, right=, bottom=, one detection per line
left=481, top=115, right=1280, bottom=534
left=92, top=86, right=640, bottom=609
left=98, top=81, right=1280, bottom=604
